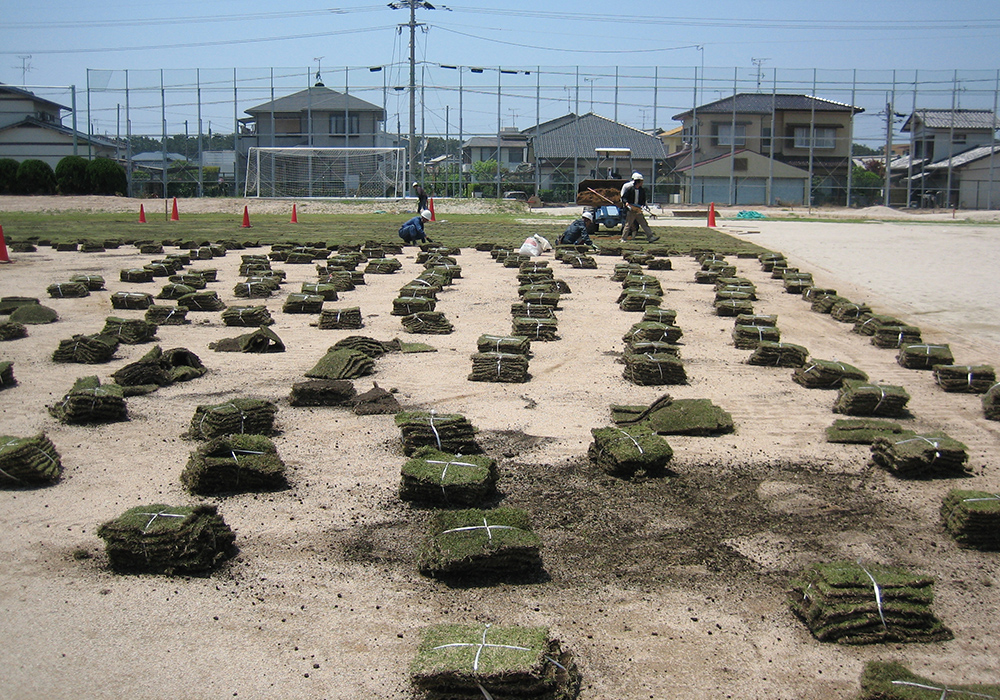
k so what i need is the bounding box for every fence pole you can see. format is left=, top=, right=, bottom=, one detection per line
left=846, top=69, right=856, bottom=207
left=989, top=69, right=998, bottom=210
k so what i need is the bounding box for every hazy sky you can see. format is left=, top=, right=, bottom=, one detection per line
left=3, top=1, right=998, bottom=142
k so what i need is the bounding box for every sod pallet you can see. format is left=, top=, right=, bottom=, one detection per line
left=110, top=291, right=154, bottom=310
left=52, top=333, right=119, bottom=364
left=305, top=348, right=374, bottom=380
left=982, top=383, right=1000, bottom=420
left=97, top=504, right=236, bottom=575
left=857, top=660, right=1000, bottom=700
left=933, top=364, right=996, bottom=393
left=622, top=353, right=687, bottom=386
left=896, top=343, right=954, bottom=370
left=176, top=291, right=226, bottom=311
left=825, top=419, right=907, bottom=444
left=112, top=345, right=207, bottom=391
left=47, top=282, right=89, bottom=298
left=232, top=280, right=274, bottom=298
left=0, top=321, right=27, bottom=341
left=509, top=302, right=556, bottom=320
left=611, top=395, right=735, bottom=436
left=870, top=431, right=970, bottom=478
left=830, top=300, right=872, bottom=322
left=418, top=507, right=542, bottom=581
left=157, top=283, right=196, bottom=300
left=288, top=379, right=357, bottom=407
left=399, top=447, right=498, bottom=507
left=69, top=274, right=105, bottom=291
left=788, top=560, right=952, bottom=644
left=469, top=351, right=530, bottom=383
left=834, top=380, right=910, bottom=417
left=282, top=293, right=324, bottom=314
left=365, top=258, right=402, bottom=274
left=316, top=307, right=363, bottom=330
left=477, top=334, right=531, bottom=356
left=221, top=305, right=273, bottom=327
left=187, top=398, right=278, bottom=439
left=300, top=282, right=339, bottom=301
left=940, top=489, right=1000, bottom=550
left=395, top=411, right=481, bottom=456
left=619, top=290, right=662, bottom=312
left=145, top=304, right=189, bottom=325
left=872, top=325, right=922, bottom=349
left=181, top=434, right=287, bottom=495
left=792, top=359, right=868, bottom=389
left=747, top=342, right=809, bottom=368
left=48, top=376, right=127, bottom=424
left=623, top=321, right=683, bottom=346
left=733, top=324, right=780, bottom=349
left=0, top=433, right=62, bottom=485
left=853, top=314, right=906, bottom=336
left=402, top=311, right=454, bottom=335
left=642, top=307, right=677, bottom=325
left=588, top=425, right=673, bottom=477
left=512, top=317, right=559, bottom=341
left=100, top=316, right=158, bottom=345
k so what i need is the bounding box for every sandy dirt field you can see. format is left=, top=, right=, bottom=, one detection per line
left=1, top=197, right=998, bottom=699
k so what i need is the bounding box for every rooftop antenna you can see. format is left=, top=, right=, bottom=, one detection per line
left=15, top=55, right=32, bottom=85
left=313, top=57, right=324, bottom=87
left=752, top=57, right=769, bottom=92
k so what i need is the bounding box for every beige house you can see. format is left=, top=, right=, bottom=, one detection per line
left=670, top=93, right=863, bottom=205
left=0, top=83, right=117, bottom=167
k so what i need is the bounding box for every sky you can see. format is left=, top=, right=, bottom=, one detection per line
left=3, top=1, right=999, bottom=145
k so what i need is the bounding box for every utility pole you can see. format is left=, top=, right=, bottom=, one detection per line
left=388, top=1, right=450, bottom=188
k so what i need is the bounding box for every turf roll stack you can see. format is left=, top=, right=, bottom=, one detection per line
left=395, top=411, right=481, bottom=456
left=857, top=660, right=1000, bottom=700
left=317, top=307, right=363, bottom=330
left=870, top=432, right=970, bottom=478
left=305, top=348, right=374, bottom=380
left=188, top=398, right=278, bottom=439
left=746, top=341, right=809, bottom=368
left=181, top=434, right=287, bottom=495
left=622, top=353, right=686, bottom=386
left=469, top=351, right=529, bottom=383
left=895, top=343, right=953, bottom=370
left=792, top=359, right=868, bottom=388
left=48, top=376, right=127, bottom=423
left=833, top=380, right=910, bottom=417
left=399, top=447, right=498, bottom=506
left=932, top=364, right=996, bottom=393
left=940, top=489, right=1000, bottom=550
left=588, top=425, right=674, bottom=477
left=0, top=433, right=62, bottom=485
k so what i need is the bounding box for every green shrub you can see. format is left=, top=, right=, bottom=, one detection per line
left=0, top=158, right=19, bottom=193
left=16, top=159, right=56, bottom=194
left=55, top=156, right=91, bottom=194
left=86, top=158, right=127, bottom=195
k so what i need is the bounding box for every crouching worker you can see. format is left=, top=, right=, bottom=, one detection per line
left=398, top=209, right=434, bottom=245
left=558, top=210, right=597, bottom=247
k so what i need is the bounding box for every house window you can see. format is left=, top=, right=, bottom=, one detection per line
left=274, top=118, right=300, bottom=135
left=794, top=126, right=837, bottom=150
left=330, top=114, right=359, bottom=135
left=733, top=158, right=748, bottom=172
left=714, top=123, right=746, bottom=147
left=953, top=133, right=967, bottom=145
left=761, top=127, right=772, bottom=151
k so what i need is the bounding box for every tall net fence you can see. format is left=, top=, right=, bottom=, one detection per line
left=244, top=147, right=405, bottom=198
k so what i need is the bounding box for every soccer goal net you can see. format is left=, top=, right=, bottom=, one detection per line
left=244, top=147, right=406, bottom=198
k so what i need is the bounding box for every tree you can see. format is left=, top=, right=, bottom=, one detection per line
left=16, top=159, right=56, bottom=194
left=470, top=159, right=507, bottom=198
left=87, top=158, right=128, bottom=196
left=852, top=143, right=882, bottom=156
left=850, top=163, right=884, bottom=207
left=0, top=158, right=19, bottom=194
left=55, top=156, right=91, bottom=194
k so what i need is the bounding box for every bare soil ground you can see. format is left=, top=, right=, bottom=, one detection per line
left=1, top=197, right=998, bottom=699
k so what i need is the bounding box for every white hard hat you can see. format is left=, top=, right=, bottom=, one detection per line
left=412, top=181, right=419, bottom=187
left=631, top=172, right=644, bottom=180
left=420, top=209, right=432, bottom=220
left=582, top=211, right=594, bottom=220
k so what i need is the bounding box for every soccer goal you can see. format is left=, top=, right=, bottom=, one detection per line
left=244, top=147, right=406, bottom=198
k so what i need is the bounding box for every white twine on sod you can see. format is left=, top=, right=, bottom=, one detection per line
left=614, top=428, right=645, bottom=454
left=136, top=510, right=187, bottom=532
left=428, top=410, right=442, bottom=450
left=895, top=436, right=942, bottom=463
left=425, top=458, right=480, bottom=497
left=961, top=494, right=1000, bottom=504
left=439, top=518, right=519, bottom=541
left=857, top=561, right=888, bottom=632
left=890, top=680, right=997, bottom=699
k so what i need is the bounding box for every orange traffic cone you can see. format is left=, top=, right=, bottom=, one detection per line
left=170, top=198, right=179, bottom=221
left=138, top=204, right=147, bottom=223
left=707, top=202, right=717, bottom=227
left=0, top=225, right=9, bottom=263
left=291, top=204, right=298, bottom=223
left=428, top=197, right=436, bottom=221
left=241, top=206, right=252, bottom=228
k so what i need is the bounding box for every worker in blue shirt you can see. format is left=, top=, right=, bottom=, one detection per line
left=398, top=209, right=434, bottom=245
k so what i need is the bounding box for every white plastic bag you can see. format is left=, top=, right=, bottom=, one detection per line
left=518, top=237, right=541, bottom=256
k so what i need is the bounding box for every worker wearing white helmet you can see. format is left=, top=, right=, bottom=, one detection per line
left=412, top=181, right=428, bottom=213
left=558, top=210, right=598, bottom=247
left=398, top=209, right=435, bottom=245
left=619, top=172, right=659, bottom=243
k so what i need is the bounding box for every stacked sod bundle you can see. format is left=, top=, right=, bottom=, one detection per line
left=120, top=268, right=154, bottom=283
left=783, top=271, right=814, bottom=294
left=646, top=258, right=672, bottom=270
left=168, top=273, right=206, bottom=289
left=70, top=274, right=105, bottom=291
left=97, top=504, right=237, bottom=575
left=854, top=314, right=905, bottom=336
left=300, top=282, right=339, bottom=301
left=512, top=317, right=559, bottom=341
left=47, top=282, right=90, bottom=298
left=210, top=326, right=285, bottom=353
left=317, top=307, right=363, bottom=330
left=813, top=294, right=850, bottom=314
left=157, top=283, right=196, bottom=300
left=410, top=623, right=579, bottom=700
left=395, top=411, right=481, bottom=456
left=233, top=280, right=274, bottom=298
left=788, top=560, right=952, bottom=644
left=393, top=296, right=436, bottom=316
left=288, top=379, right=356, bottom=407
left=834, top=380, right=910, bottom=417
left=0, top=321, right=27, bottom=341
left=623, top=321, right=683, bottom=346
left=733, top=324, right=781, bottom=349
left=305, top=348, right=375, bottom=380
left=418, top=507, right=542, bottom=581
left=736, top=313, right=778, bottom=328
left=0, top=433, right=62, bottom=485
left=982, top=383, right=1000, bottom=420
left=588, top=425, right=674, bottom=476
left=941, top=489, right=1000, bottom=550
left=332, top=335, right=397, bottom=358
left=101, top=317, right=158, bottom=344
left=933, top=364, right=996, bottom=393
left=642, top=307, right=677, bottom=325
left=622, top=353, right=686, bottom=386
left=831, top=300, right=872, bottom=323
left=399, top=447, right=498, bottom=506
left=111, top=291, right=154, bottom=310
left=402, top=311, right=454, bottom=334
left=0, top=361, right=15, bottom=388
left=621, top=273, right=662, bottom=297
left=477, top=334, right=531, bottom=356
left=510, top=302, right=556, bottom=320
left=145, top=304, right=189, bottom=325
left=111, top=345, right=207, bottom=392
left=896, top=343, right=954, bottom=370
left=52, top=334, right=119, bottom=363
left=747, top=342, right=809, bottom=367
left=48, top=376, right=127, bottom=423
left=870, top=432, right=970, bottom=478
left=469, top=352, right=530, bottom=383
left=282, top=293, right=324, bottom=314
left=520, top=291, right=560, bottom=309
left=825, top=418, right=907, bottom=444
left=612, top=263, right=643, bottom=281
left=188, top=398, right=278, bottom=439
left=177, top=291, right=226, bottom=311
left=792, top=359, right=868, bottom=388
left=181, top=434, right=287, bottom=495
left=623, top=341, right=681, bottom=358
left=872, top=325, right=922, bottom=349
left=619, top=290, right=662, bottom=312
left=857, top=660, right=1000, bottom=700
left=714, top=298, right=755, bottom=317
left=221, top=305, right=273, bottom=327
left=365, top=257, right=403, bottom=274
